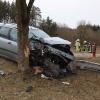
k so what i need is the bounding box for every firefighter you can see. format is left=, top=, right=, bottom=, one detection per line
left=83, top=40, right=88, bottom=52
left=92, top=42, right=96, bottom=58
left=75, top=39, right=81, bottom=52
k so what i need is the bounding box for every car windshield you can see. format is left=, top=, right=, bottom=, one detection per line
left=29, top=28, right=50, bottom=39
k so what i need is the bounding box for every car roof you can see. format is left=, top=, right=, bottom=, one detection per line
left=0, top=23, right=38, bottom=30
left=0, top=23, right=17, bottom=28
left=0, top=23, right=5, bottom=27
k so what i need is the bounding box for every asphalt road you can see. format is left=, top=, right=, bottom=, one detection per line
left=74, top=52, right=100, bottom=58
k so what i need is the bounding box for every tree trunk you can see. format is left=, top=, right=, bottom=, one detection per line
left=17, top=24, right=31, bottom=78
left=16, top=0, right=31, bottom=79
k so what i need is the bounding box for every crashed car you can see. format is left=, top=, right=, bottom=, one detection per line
left=0, top=23, right=75, bottom=77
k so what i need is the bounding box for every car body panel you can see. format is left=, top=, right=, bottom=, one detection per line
left=43, top=37, right=71, bottom=45
left=0, top=37, right=17, bottom=60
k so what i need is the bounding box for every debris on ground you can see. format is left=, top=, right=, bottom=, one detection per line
left=32, top=66, right=43, bottom=75
left=62, top=81, right=70, bottom=85
left=41, top=74, right=49, bottom=79
left=0, top=56, right=100, bottom=100
left=0, top=70, right=5, bottom=76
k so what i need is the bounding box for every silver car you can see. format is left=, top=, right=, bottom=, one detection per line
left=0, top=23, right=74, bottom=77
left=0, top=23, right=50, bottom=60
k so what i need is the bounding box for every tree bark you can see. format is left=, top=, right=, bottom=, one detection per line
left=16, top=0, right=34, bottom=79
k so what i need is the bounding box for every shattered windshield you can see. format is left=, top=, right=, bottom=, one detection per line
left=29, top=28, right=50, bottom=39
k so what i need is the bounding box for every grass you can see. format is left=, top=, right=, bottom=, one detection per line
left=0, top=57, right=100, bottom=100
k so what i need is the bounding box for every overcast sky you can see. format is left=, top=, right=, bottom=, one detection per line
left=5, top=0, right=100, bottom=28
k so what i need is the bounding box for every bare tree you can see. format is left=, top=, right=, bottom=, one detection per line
left=16, top=0, right=35, bottom=79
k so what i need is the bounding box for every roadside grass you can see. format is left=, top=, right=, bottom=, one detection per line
left=0, top=57, right=100, bottom=100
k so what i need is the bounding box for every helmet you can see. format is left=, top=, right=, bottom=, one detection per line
left=76, top=39, right=80, bottom=42
left=84, top=40, right=87, bottom=43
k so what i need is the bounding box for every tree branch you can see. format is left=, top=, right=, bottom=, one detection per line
left=27, top=0, right=35, bottom=23
left=27, top=0, right=35, bottom=14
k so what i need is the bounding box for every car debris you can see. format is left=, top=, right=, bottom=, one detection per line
left=41, top=74, right=49, bottom=79
left=29, top=37, right=75, bottom=78
left=62, top=81, right=70, bottom=85
left=0, top=70, right=5, bottom=76
left=32, top=66, right=43, bottom=75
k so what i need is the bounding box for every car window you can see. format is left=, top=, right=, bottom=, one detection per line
left=10, top=28, right=17, bottom=41
left=0, top=27, right=10, bottom=38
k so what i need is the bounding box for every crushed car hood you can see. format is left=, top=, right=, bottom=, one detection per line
left=43, top=37, right=71, bottom=45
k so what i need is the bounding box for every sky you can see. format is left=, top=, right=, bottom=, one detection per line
left=5, top=0, right=100, bottom=28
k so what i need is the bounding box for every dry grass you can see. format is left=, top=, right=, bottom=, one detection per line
left=0, top=57, right=100, bottom=100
